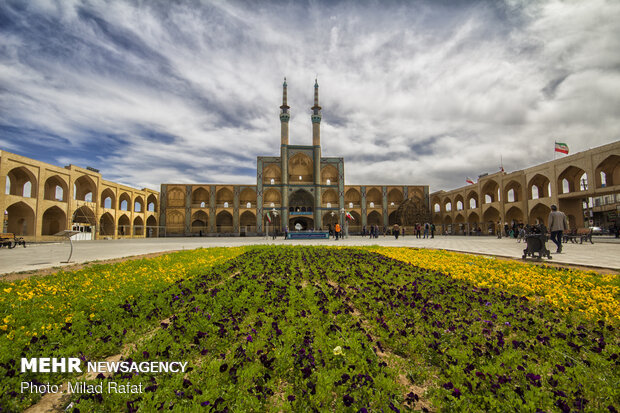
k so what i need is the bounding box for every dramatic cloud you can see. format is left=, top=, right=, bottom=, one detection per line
left=1, top=0, right=619, bottom=191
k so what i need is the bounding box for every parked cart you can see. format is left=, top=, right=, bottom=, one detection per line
left=522, top=225, right=551, bottom=260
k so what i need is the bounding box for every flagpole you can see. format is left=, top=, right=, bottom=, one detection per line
left=553, top=141, right=556, bottom=161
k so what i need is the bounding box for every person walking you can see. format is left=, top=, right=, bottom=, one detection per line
left=430, top=223, right=435, bottom=238
left=334, top=223, right=341, bottom=240
left=423, top=222, right=429, bottom=239
left=496, top=221, right=502, bottom=239
left=548, top=204, right=568, bottom=253
left=393, top=224, right=400, bottom=239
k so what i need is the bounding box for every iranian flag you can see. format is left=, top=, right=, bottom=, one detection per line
left=555, top=142, right=569, bottom=154
left=345, top=211, right=354, bottom=221
left=466, top=177, right=475, bottom=185
left=266, top=211, right=272, bottom=223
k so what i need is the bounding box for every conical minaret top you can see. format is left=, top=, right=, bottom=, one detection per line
left=280, top=77, right=290, bottom=145
left=311, top=78, right=322, bottom=146
left=280, top=77, right=289, bottom=112
left=311, top=78, right=322, bottom=113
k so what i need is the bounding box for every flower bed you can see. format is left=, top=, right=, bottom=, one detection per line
left=1, top=246, right=618, bottom=411
left=371, top=247, right=620, bottom=324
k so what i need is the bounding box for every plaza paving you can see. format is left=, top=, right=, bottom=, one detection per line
left=1, top=235, right=618, bottom=276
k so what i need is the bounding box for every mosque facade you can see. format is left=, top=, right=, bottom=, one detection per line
left=158, top=80, right=430, bottom=236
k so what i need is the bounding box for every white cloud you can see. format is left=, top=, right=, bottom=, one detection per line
left=0, top=0, right=618, bottom=193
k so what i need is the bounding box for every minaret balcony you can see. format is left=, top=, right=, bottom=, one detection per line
left=280, top=113, right=290, bottom=122
left=311, top=114, right=322, bottom=124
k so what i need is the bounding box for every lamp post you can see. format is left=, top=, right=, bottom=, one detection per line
left=340, top=208, right=348, bottom=239
left=271, top=208, right=279, bottom=240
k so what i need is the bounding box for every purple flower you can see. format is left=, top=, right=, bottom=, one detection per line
left=452, top=388, right=462, bottom=398
left=287, top=395, right=295, bottom=402
left=443, top=382, right=454, bottom=390
left=201, top=401, right=210, bottom=407
left=343, top=394, right=354, bottom=406
left=247, top=335, right=253, bottom=342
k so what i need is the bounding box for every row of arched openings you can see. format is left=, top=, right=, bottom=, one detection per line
left=3, top=203, right=158, bottom=237
left=5, top=167, right=158, bottom=212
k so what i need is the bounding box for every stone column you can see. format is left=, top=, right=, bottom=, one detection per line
left=209, top=185, right=216, bottom=233
left=185, top=185, right=191, bottom=236
left=361, top=187, right=367, bottom=227
left=233, top=186, right=240, bottom=235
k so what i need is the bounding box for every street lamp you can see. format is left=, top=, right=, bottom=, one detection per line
left=271, top=208, right=279, bottom=240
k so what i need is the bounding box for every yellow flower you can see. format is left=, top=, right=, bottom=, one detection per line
left=333, top=346, right=344, bottom=356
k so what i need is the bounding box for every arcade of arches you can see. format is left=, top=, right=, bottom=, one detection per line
left=1, top=151, right=159, bottom=241
left=431, top=141, right=620, bottom=235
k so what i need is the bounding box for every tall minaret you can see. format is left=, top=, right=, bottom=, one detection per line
left=280, top=77, right=290, bottom=145
left=311, top=78, right=322, bottom=146
left=311, top=79, right=322, bottom=221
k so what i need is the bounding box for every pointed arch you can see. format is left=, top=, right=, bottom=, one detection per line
left=6, top=201, right=35, bottom=235
left=467, top=211, right=480, bottom=228
left=147, top=194, right=158, bottom=212
left=454, top=194, right=465, bottom=211
left=481, top=180, right=500, bottom=204
left=240, top=188, right=257, bottom=209
left=344, top=188, right=361, bottom=207
left=6, top=166, right=38, bottom=197
left=240, top=210, right=257, bottom=232
left=289, top=153, right=313, bottom=183
left=263, top=188, right=281, bottom=206
left=192, top=187, right=209, bottom=206
left=99, top=212, right=115, bottom=236
left=42, top=206, right=67, bottom=235
left=216, top=188, right=233, bottom=207
left=216, top=210, right=233, bottom=233
left=72, top=206, right=96, bottom=225
left=387, top=188, right=404, bottom=207
left=527, top=174, right=551, bottom=199
left=134, top=196, right=144, bottom=213
left=366, top=188, right=382, bottom=208
left=44, top=175, right=68, bottom=202
left=191, top=210, right=208, bottom=232
left=146, top=215, right=158, bottom=237
left=133, top=216, right=144, bottom=236
left=483, top=206, right=500, bottom=234
left=263, top=164, right=282, bottom=185
left=367, top=210, right=382, bottom=226
left=119, top=192, right=131, bottom=211
left=74, top=175, right=96, bottom=201
left=505, top=206, right=524, bottom=225
left=118, top=214, right=130, bottom=236
left=529, top=203, right=551, bottom=225
left=321, top=165, right=338, bottom=185
left=322, top=189, right=338, bottom=207
left=101, top=188, right=115, bottom=209
left=557, top=165, right=587, bottom=194
left=466, top=191, right=478, bottom=209
left=289, top=189, right=314, bottom=210
left=595, top=154, right=620, bottom=188
left=503, top=180, right=522, bottom=203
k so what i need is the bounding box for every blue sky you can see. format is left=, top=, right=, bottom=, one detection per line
left=1, top=0, right=619, bottom=191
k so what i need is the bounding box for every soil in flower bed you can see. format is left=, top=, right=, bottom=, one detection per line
left=2, top=246, right=619, bottom=412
